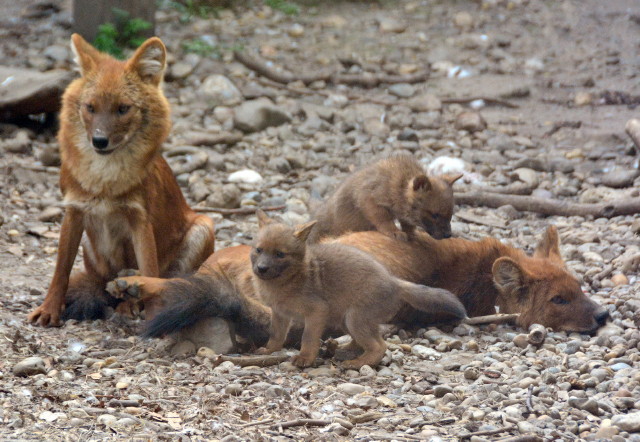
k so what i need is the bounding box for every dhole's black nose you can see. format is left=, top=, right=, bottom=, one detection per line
left=443, top=231, right=452, bottom=239
left=257, top=265, right=269, bottom=274
left=92, top=136, right=109, bottom=149
left=595, top=309, right=609, bottom=326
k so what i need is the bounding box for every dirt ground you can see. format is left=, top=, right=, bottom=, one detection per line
left=1, top=0, right=639, bottom=440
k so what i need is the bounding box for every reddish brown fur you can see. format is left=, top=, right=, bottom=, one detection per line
left=28, top=35, right=215, bottom=326
left=309, top=155, right=462, bottom=242
left=123, top=226, right=607, bottom=349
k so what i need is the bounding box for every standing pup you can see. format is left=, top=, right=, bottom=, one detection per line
left=309, top=154, right=462, bottom=242
left=250, top=211, right=465, bottom=369
left=28, top=34, right=215, bottom=326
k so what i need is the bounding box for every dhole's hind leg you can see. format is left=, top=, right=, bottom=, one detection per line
left=342, top=311, right=387, bottom=369
left=168, top=215, right=215, bottom=275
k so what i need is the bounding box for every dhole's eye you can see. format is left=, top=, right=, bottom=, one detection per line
left=255, top=248, right=263, bottom=254
left=551, top=296, right=569, bottom=305
left=86, top=104, right=95, bottom=113
left=275, top=250, right=285, bottom=259
left=117, top=104, right=131, bottom=115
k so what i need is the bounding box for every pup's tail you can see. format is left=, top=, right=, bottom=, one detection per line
left=396, top=279, right=467, bottom=320
left=142, top=272, right=271, bottom=346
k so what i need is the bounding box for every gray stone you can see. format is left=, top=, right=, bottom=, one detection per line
left=170, top=62, right=194, bottom=80
left=1, top=131, right=31, bottom=154
left=225, top=383, right=243, bottom=396
left=455, top=111, right=486, bottom=132
left=233, top=98, right=290, bottom=133
left=337, top=382, right=365, bottom=396
left=13, top=356, right=46, bottom=377
left=378, top=17, right=406, bottom=33
left=568, top=397, right=600, bottom=415
left=601, top=169, right=639, bottom=188
left=612, top=412, right=640, bottom=432
left=434, top=385, right=453, bottom=398
left=388, top=83, right=415, bottom=98
left=202, top=74, right=243, bottom=106
left=407, top=94, right=442, bottom=112
left=43, top=45, right=69, bottom=62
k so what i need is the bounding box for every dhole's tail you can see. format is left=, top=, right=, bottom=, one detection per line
left=396, top=279, right=467, bottom=320
left=142, top=272, right=271, bottom=346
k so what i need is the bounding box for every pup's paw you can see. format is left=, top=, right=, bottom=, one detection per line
left=106, top=277, right=141, bottom=300
left=387, top=230, right=409, bottom=242
left=290, top=354, right=315, bottom=368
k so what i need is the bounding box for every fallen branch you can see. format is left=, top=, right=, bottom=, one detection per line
left=455, top=192, right=640, bottom=218
left=441, top=96, right=519, bottom=109
left=463, top=313, right=519, bottom=326
left=212, top=354, right=289, bottom=368
left=235, top=51, right=429, bottom=88
left=194, top=205, right=286, bottom=215
left=543, top=120, right=582, bottom=137
left=625, top=118, right=640, bottom=151
left=460, top=425, right=515, bottom=440
left=272, top=418, right=331, bottom=430
left=182, top=132, right=243, bottom=147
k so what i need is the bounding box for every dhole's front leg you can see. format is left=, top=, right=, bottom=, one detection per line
left=361, top=198, right=407, bottom=241
left=291, top=305, right=329, bottom=368
left=256, top=309, right=291, bottom=355
left=28, top=207, right=84, bottom=326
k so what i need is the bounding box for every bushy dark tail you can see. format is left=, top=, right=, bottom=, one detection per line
left=142, top=272, right=271, bottom=346
left=62, top=272, right=119, bottom=321
left=397, top=279, right=467, bottom=321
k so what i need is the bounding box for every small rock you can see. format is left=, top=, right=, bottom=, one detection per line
left=434, top=385, right=453, bottom=398
left=233, top=98, right=290, bottom=133
left=378, top=17, right=406, bottom=33
left=512, top=334, right=529, bottom=349
left=363, top=118, right=390, bottom=137
left=1, top=131, right=31, bottom=154
left=38, top=206, right=63, bottom=223
left=225, top=383, right=243, bottom=396
left=464, top=367, right=480, bottom=380
left=601, top=169, right=639, bottom=188
left=288, top=23, right=304, bottom=37
left=337, top=383, right=365, bottom=396
left=97, top=414, right=118, bottom=427
left=170, top=62, right=194, bottom=80
left=455, top=111, right=487, bottom=132
left=569, top=397, right=600, bottom=416
left=228, top=170, right=263, bottom=184
left=201, top=74, right=243, bottom=106
left=407, top=94, right=442, bottom=112
left=359, top=365, right=376, bottom=377
left=612, top=412, right=640, bottom=432
left=354, top=396, right=379, bottom=409
left=453, top=11, right=474, bottom=29
left=13, top=357, right=46, bottom=377
left=513, top=167, right=539, bottom=188
left=574, top=92, right=593, bottom=106
left=197, top=347, right=217, bottom=359
left=611, top=273, right=629, bottom=286
left=44, top=45, right=69, bottom=62
left=39, top=411, right=66, bottom=422
left=411, top=345, right=441, bottom=360
left=388, top=83, right=415, bottom=98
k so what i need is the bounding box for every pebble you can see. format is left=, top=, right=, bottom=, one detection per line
left=288, top=23, right=304, bottom=37
left=388, top=83, right=415, bottom=98
left=434, top=385, right=453, bottom=398
left=13, top=357, right=46, bottom=377
left=1, top=131, right=31, bottom=154
left=228, top=170, right=263, bottom=184
left=411, top=345, right=441, bottom=360
left=455, top=111, right=487, bottom=132
left=225, top=383, right=243, bottom=396
left=453, top=11, right=474, bottom=29
left=407, top=94, right=442, bottom=112
left=338, top=383, right=366, bottom=396
left=612, top=412, right=640, bottom=432
left=233, top=98, right=291, bottom=133
left=378, top=17, right=406, bottom=33
left=601, top=169, right=639, bottom=188
left=201, top=74, right=243, bottom=106
left=97, top=414, right=118, bottom=427
left=611, top=274, right=629, bottom=286
left=569, top=397, right=600, bottom=415
left=39, top=411, right=66, bottom=422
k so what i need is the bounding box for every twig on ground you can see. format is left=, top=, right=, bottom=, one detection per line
left=463, top=313, right=519, bottom=326
left=460, top=425, right=515, bottom=439
left=525, top=385, right=534, bottom=414
left=494, top=436, right=543, bottom=442
left=212, top=354, right=289, bottom=368
left=239, top=419, right=275, bottom=428
left=455, top=192, right=640, bottom=218
left=235, top=51, right=429, bottom=88
left=440, top=96, right=519, bottom=108
left=271, top=418, right=332, bottom=430
left=543, top=120, right=582, bottom=137
left=194, top=205, right=286, bottom=215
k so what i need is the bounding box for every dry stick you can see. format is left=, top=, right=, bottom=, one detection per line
left=271, top=418, right=332, bottom=430
left=194, top=205, right=286, bottom=215
left=184, top=132, right=243, bottom=147
left=212, top=354, right=289, bottom=368
left=441, top=96, right=519, bottom=109
left=463, top=313, right=519, bottom=326
left=625, top=118, right=640, bottom=150
left=234, top=51, right=429, bottom=87
left=495, top=436, right=543, bottom=442
left=460, top=425, right=515, bottom=439
left=455, top=192, right=640, bottom=218
left=239, top=419, right=275, bottom=428
left=543, top=120, right=582, bottom=137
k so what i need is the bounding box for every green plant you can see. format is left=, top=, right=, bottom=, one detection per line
left=265, top=0, right=299, bottom=16
left=168, top=0, right=220, bottom=23
left=93, top=8, right=152, bottom=59
left=182, top=38, right=219, bottom=57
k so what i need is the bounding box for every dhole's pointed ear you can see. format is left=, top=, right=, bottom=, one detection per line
left=294, top=221, right=317, bottom=243
left=412, top=175, right=432, bottom=192
left=443, top=173, right=464, bottom=186
left=70, top=33, right=103, bottom=76
left=256, top=210, right=275, bottom=228
left=492, top=257, right=529, bottom=302
left=534, top=226, right=563, bottom=264
left=126, top=37, right=166, bottom=85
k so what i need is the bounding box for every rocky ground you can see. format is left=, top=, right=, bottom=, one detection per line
left=1, top=0, right=640, bottom=440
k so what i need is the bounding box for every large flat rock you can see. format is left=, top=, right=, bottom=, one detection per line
left=0, top=67, right=75, bottom=119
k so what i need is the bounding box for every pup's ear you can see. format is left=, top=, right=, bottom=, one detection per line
left=533, top=226, right=563, bottom=265
left=126, top=37, right=166, bottom=85
left=443, top=173, right=464, bottom=185
left=412, top=175, right=432, bottom=191
left=293, top=221, right=317, bottom=243
left=70, top=33, right=103, bottom=76
left=256, top=210, right=275, bottom=228
left=492, top=257, right=529, bottom=303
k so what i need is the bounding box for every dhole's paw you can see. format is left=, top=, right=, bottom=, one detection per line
left=114, top=299, right=141, bottom=318
left=290, top=354, right=315, bottom=368
left=255, top=347, right=273, bottom=355
left=28, top=303, right=63, bottom=327
left=106, top=277, right=142, bottom=300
